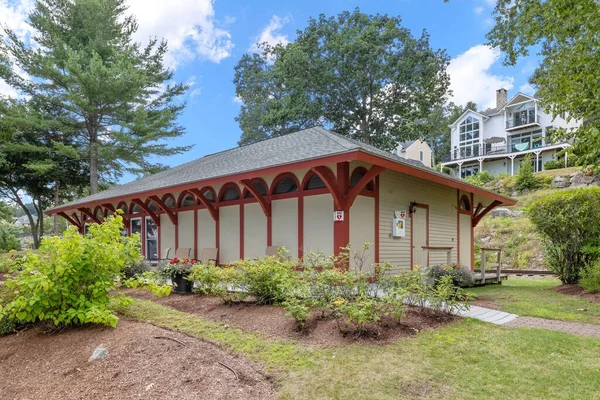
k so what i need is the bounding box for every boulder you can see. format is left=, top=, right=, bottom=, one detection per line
left=551, top=175, right=571, bottom=188
left=89, top=344, right=108, bottom=362
left=492, top=208, right=513, bottom=218
left=512, top=210, right=525, bottom=217
left=570, top=173, right=595, bottom=185
left=570, top=183, right=590, bottom=189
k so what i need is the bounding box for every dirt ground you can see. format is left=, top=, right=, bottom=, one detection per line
left=125, top=289, right=455, bottom=346
left=0, top=319, right=276, bottom=400
left=554, top=284, right=600, bottom=303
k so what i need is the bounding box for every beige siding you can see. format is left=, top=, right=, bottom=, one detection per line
left=379, top=170, right=458, bottom=271
left=349, top=196, right=375, bottom=272
left=405, top=141, right=432, bottom=167
left=177, top=210, right=194, bottom=251
left=219, top=205, right=240, bottom=264
left=159, top=214, right=175, bottom=259
left=459, top=214, right=472, bottom=269
left=303, top=194, right=334, bottom=256
left=244, top=203, right=267, bottom=259
left=197, top=209, right=216, bottom=261
left=272, top=198, right=298, bottom=258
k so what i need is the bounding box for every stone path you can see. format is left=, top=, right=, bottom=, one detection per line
left=457, top=304, right=600, bottom=339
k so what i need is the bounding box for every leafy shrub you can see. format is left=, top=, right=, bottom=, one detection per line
left=544, top=160, right=563, bottom=170
left=122, top=271, right=172, bottom=297
left=580, top=261, right=600, bottom=293
left=188, top=262, right=226, bottom=296
left=230, top=255, right=298, bottom=304
left=528, top=187, right=600, bottom=284
left=427, top=264, right=474, bottom=288
left=464, top=170, right=494, bottom=187
left=515, top=154, right=539, bottom=191
left=122, top=259, right=152, bottom=279
left=0, top=223, right=21, bottom=252
left=0, top=216, right=140, bottom=328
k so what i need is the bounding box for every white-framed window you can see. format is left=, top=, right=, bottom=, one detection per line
left=145, top=217, right=158, bottom=262
left=460, top=164, right=479, bottom=179
left=419, top=150, right=424, bottom=162
left=457, top=116, right=480, bottom=158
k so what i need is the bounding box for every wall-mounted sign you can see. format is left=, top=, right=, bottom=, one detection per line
left=333, top=211, right=344, bottom=222
left=393, top=210, right=406, bottom=237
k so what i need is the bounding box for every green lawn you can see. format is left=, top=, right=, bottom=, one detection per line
left=468, top=277, right=600, bottom=324
left=115, top=297, right=600, bottom=400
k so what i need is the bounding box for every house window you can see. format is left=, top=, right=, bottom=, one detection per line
left=419, top=150, right=424, bottom=162
left=509, top=129, right=542, bottom=153
left=221, top=186, right=241, bottom=201
left=457, top=116, right=480, bottom=158
left=244, top=181, right=267, bottom=198
left=145, top=217, right=158, bottom=262
left=180, top=193, right=196, bottom=207
left=460, top=165, right=479, bottom=179
left=305, top=173, right=326, bottom=190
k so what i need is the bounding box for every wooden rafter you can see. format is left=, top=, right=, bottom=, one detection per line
left=131, top=198, right=160, bottom=226
left=472, top=200, right=502, bottom=227
left=344, top=165, right=385, bottom=208
left=102, top=203, right=116, bottom=213
left=78, top=207, right=101, bottom=224
left=149, top=195, right=177, bottom=225
left=57, top=212, right=82, bottom=228
left=240, top=179, right=271, bottom=217
left=311, top=166, right=344, bottom=209
left=189, top=188, right=219, bottom=221
left=473, top=202, right=483, bottom=218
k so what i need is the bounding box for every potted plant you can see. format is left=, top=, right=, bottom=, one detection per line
left=159, top=257, right=196, bottom=293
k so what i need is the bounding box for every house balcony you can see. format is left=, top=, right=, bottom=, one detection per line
left=443, top=141, right=551, bottom=163
left=506, top=110, right=541, bottom=131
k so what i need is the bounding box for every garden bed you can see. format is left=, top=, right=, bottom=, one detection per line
left=0, top=318, right=276, bottom=400
left=554, top=284, right=600, bottom=303
left=124, top=289, right=456, bottom=346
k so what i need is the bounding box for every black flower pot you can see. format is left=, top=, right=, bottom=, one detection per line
left=172, top=272, right=193, bottom=293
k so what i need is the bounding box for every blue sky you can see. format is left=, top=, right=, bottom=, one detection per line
left=1, top=0, right=540, bottom=183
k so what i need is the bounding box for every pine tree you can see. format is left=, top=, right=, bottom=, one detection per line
left=0, top=0, right=191, bottom=193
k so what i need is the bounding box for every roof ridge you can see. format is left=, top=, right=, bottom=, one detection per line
left=314, top=127, right=361, bottom=150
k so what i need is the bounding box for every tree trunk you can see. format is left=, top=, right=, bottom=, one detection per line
left=54, top=182, right=60, bottom=235
left=90, top=139, right=99, bottom=194
left=11, top=190, right=39, bottom=249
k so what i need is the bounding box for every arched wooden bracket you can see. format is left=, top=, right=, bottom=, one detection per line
left=102, top=203, right=116, bottom=213
left=58, top=212, right=82, bottom=229
left=311, top=166, right=345, bottom=210
left=472, top=200, right=502, bottom=227
left=345, top=165, right=385, bottom=209
left=131, top=198, right=160, bottom=226
left=189, top=188, right=219, bottom=221
left=78, top=207, right=101, bottom=224
left=149, top=195, right=177, bottom=225
left=473, top=202, right=483, bottom=218
left=240, top=179, right=271, bottom=217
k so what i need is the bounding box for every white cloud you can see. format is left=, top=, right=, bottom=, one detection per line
left=474, top=6, right=484, bottom=15
left=127, top=0, right=233, bottom=67
left=519, top=83, right=536, bottom=96
left=448, top=44, right=514, bottom=110
left=232, top=95, right=243, bottom=104
left=250, top=15, right=290, bottom=52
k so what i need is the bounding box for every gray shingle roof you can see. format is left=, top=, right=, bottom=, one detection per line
left=48, top=126, right=509, bottom=212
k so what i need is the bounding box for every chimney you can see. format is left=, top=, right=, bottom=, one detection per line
left=496, top=88, right=508, bottom=109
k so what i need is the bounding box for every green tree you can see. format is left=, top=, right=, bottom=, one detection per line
left=235, top=9, right=450, bottom=150
left=485, top=0, right=600, bottom=169
left=0, top=0, right=190, bottom=193
left=0, top=201, right=12, bottom=223
left=515, top=154, right=538, bottom=191
left=0, top=98, right=88, bottom=248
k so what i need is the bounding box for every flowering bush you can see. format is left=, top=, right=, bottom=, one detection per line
left=158, top=258, right=197, bottom=278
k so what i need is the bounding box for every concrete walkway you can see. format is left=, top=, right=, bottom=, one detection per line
left=457, top=304, right=600, bottom=339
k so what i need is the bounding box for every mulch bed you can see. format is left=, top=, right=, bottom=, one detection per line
left=0, top=319, right=276, bottom=400
left=554, top=284, right=600, bottom=303
left=124, top=289, right=456, bottom=346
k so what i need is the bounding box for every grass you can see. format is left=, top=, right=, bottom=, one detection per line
left=468, top=277, right=600, bottom=324
left=115, top=296, right=600, bottom=399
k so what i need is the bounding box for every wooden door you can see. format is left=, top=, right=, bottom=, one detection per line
left=459, top=214, right=472, bottom=269
left=411, top=207, right=428, bottom=268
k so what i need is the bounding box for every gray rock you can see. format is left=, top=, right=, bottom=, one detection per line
left=521, top=188, right=530, bottom=195
left=570, top=183, right=590, bottom=189
left=480, top=236, right=492, bottom=243
left=512, top=210, right=525, bottom=217
left=570, top=173, right=595, bottom=185
left=552, top=176, right=571, bottom=188
left=492, top=208, right=513, bottom=218
left=511, top=191, right=519, bottom=198
left=89, top=344, right=108, bottom=362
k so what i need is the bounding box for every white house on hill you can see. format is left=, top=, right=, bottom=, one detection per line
left=396, top=139, right=432, bottom=168
left=441, top=89, right=581, bottom=178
